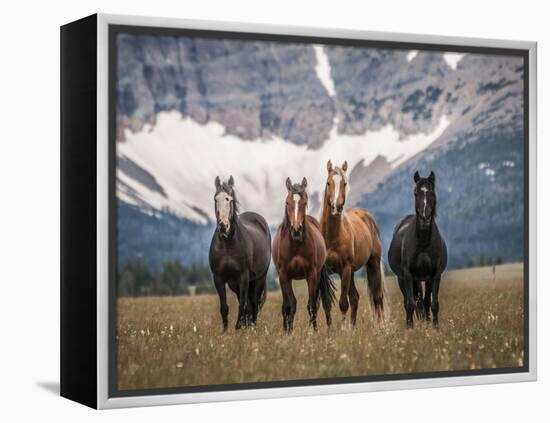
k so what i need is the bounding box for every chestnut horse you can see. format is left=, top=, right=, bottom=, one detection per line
left=272, top=177, right=336, bottom=332
left=320, top=160, right=386, bottom=324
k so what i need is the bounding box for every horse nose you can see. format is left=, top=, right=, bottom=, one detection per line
left=337, top=205, right=343, bottom=213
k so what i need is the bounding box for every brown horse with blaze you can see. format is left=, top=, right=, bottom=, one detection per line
left=320, top=160, right=386, bottom=324
left=272, top=177, right=336, bottom=332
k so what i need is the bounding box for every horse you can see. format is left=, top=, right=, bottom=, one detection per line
left=387, top=171, right=447, bottom=328
left=320, top=160, right=386, bottom=325
left=272, top=177, right=336, bottom=332
left=208, top=176, right=272, bottom=331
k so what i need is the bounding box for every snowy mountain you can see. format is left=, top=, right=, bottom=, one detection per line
left=117, top=111, right=449, bottom=226
left=115, top=34, right=524, bottom=270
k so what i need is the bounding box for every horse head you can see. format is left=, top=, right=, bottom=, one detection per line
left=214, top=175, right=238, bottom=239
left=285, top=177, right=308, bottom=242
left=325, top=160, right=348, bottom=216
left=413, top=171, right=437, bottom=232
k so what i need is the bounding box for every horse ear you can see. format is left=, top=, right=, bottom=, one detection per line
left=428, top=171, right=435, bottom=186
left=342, top=161, right=348, bottom=172
left=215, top=176, right=221, bottom=189
left=302, top=177, right=308, bottom=189
left=286, top=177, right=292, bottom=191
left=327, top=160, right=333, bottom=172
left=414, top=171, right=420, bottom=183
left=228, top=175, right=234, bottom=187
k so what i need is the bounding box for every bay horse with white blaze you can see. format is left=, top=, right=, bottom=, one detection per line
left=320, top=160, right=386, bottom=325
left=388, top=171, right=447, bottom=328
left=272, top=177, right=336, bottom=332
left=209, top=176, right=272, bottom=331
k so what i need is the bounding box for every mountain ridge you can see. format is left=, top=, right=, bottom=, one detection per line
left=115, top=34, right=525, bottom=271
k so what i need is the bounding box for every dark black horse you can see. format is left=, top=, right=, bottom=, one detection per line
left=209, top=176, right=272, bottom=331
left=388, top=171, right=447, bottom=327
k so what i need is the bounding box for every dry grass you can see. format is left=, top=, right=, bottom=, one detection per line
left=117, top=263, right=524, bottom=390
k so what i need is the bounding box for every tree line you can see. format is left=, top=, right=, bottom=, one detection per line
left=464, top=255, right=504, bottom=268
left=118, top=254, right=507, bottom=297
left=118, top=260, right=280, bottom=297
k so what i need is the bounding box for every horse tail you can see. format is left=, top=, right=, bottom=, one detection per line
left=380, top=260, right=390, bottom=321
left=319, top=265, right=337, bottom=311
left=366, top=260, right=390, bottom=322
left=258, top=282, right=267, bottom=311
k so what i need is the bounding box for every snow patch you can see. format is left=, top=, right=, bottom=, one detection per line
left=313, top=45, right=336, bottom=97
left=407, top=50, right=419, bottom=62
left=118, top=111, right=450, bottom=226
left=443, top=53, right=465, bottom=70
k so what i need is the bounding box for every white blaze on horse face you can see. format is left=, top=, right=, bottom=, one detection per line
left=293, top=194, right=300, bottom=225
left=421, top=187, right=428, bottom=217
left=215, top=192, right=233, bottom=227
left=332, top=173, right=342, bottom=212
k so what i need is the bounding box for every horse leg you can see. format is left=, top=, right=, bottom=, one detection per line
left=349, top=273, right=360, bottom=326
left=213, top=274, right=229, bottom=332
left=247, top=280, right=258, bottom=327
left=414, top=281, right=424, bottom=320
left=402, top=269, right=415, bottom=328
left=235, top=273, right=250, bottom=330
left=306, top=270, right=320, bottom=332
left=250, top=274, right=266, bottom=326
left=423, top=280, right=432, bottom=322
left=280, top=272, right=296, bottom=332
left=366, top=256, right=384, bottom=323
left=320, top=271, right=333, bottom=329
left=431, top=273, right=441, bottom=327
left=339, top=264, right=352, bottom=321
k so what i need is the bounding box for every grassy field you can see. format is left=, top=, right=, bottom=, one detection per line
left=117, top=263, right=524, bottom=390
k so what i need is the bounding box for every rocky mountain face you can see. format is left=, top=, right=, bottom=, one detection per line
left=330, top=49, right=523, bottom=196
left=116, top=33, right=525, bottom=271
left=117, top=34, right=334, bottom=147
left=359, top=129, right=524, bottom=268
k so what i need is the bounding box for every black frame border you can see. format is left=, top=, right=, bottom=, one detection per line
left=107, top=23, right=530, bottom=399
left=60, top=14, right=98, bottom=409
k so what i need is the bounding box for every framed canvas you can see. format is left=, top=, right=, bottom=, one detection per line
left=60, top=13, right=537, bottom=409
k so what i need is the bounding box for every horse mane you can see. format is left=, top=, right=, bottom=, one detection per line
left=428, top=184, right=437, bottom=218
left=281, top=206, right=290, bottom=232
left=334, top=166, right=348, bottom=183
left=323, top=166, right=350, bottom=203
